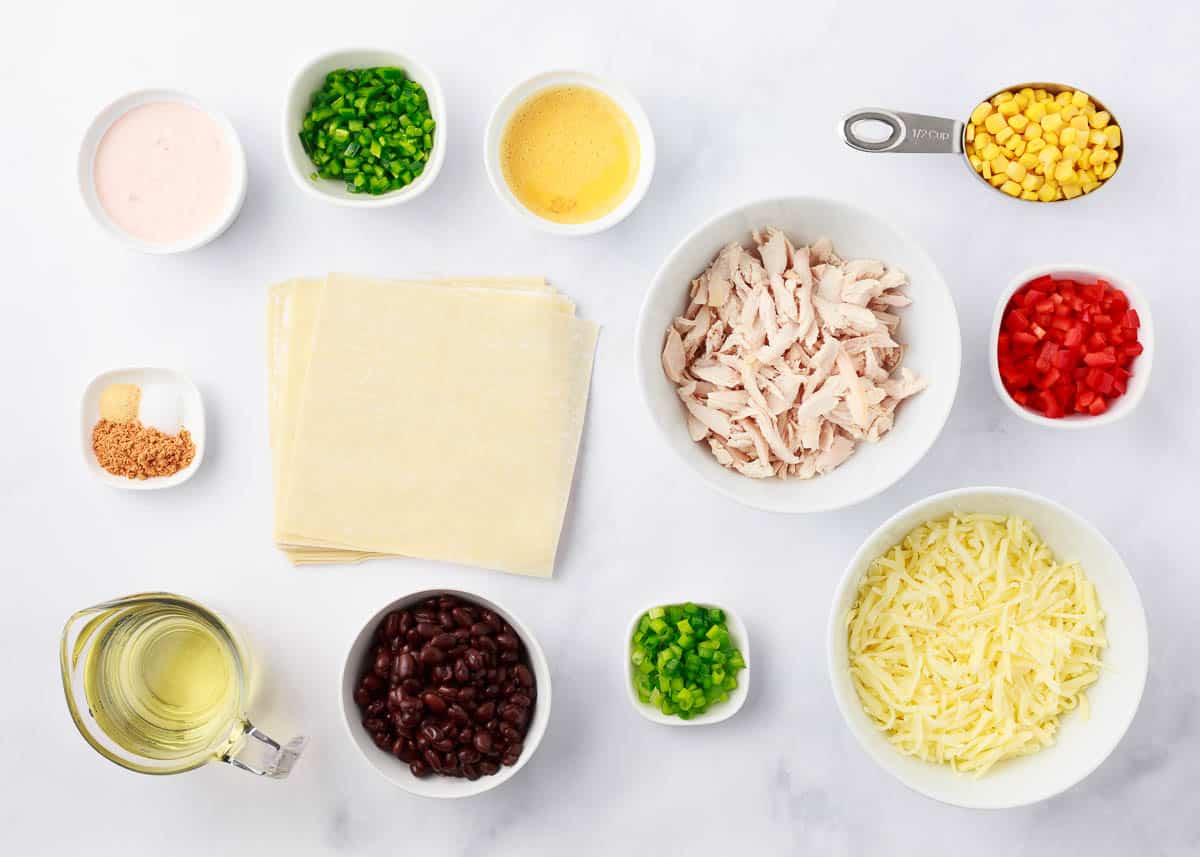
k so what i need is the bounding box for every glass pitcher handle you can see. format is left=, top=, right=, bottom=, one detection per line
left=223, top=722, right=307, bottom=779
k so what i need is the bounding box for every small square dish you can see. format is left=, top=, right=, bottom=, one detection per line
left=80, top=367, right=205, bottom=490
left=625, top=601, right=750, bottom=726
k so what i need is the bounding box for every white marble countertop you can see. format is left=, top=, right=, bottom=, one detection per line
left=5, top=1, right=1197, bottom=854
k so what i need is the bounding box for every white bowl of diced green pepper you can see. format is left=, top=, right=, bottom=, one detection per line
left=625, top=601, right=750, bottom=726
left=283, top=48, right=446, bottom=207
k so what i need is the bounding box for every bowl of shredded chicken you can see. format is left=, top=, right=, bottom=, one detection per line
left=637, top=197, right=960, bottom=513
left=828, top=487, right=1148, bottom=809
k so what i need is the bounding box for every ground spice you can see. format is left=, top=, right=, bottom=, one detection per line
left=99, top=383, right=141, bottom=422
left=92, top=419, right=196, bottom=479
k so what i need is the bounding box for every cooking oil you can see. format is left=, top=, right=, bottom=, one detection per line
left=82, top=599, right=243, bottom=765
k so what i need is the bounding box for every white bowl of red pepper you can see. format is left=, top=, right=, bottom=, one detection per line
left=990, top=264, right=1153, bottom=428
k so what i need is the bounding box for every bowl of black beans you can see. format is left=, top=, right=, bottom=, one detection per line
left=341, top=590, right=550, bottom=797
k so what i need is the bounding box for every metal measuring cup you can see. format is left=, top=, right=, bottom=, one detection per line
left=840, top=83, right=1123, bottom=202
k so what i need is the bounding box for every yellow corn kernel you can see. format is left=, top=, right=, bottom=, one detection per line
left=1044, top=100, right=1063, bottom=115
left=1062, top=144, right=1082, bottom=162
left=1005, top=161, right=1027, bottom=181
left=1054, top=162, right=1077, bottom=182
left=1018, top=153, right=1039, bottom=169
left=1022, top=173, right=1043, bottom=190
left=974, top=131, right=992, bottom=148
left=1009, top=139, right=1026, bottom=156
left=1070, top=115, right=1089, bottom=132
left=1034, top=89, right=1049, bottom=101
left=1055, top=91, right=1073, bottom=105
left=993, top=91, right=1014, bottom=104
left=990, top=173, right=1007, bottom=187
left=981, top=161, right=992, bottom=179
left=985, top=113, right=1008, bottom=134
left=995, top=126, right=1015, bottom=144
left=1044, top=131, right=1059, bottom=146
left=1100, top=161, right=1117, bottom=179
left=970, top=102, right=993, bottom=124
left=1041, top=113, right=1064, bottom=133
left=997, top=100, right=1020, bottom=117
left=1060, top=105, right=1080, bottom=122
left=1007, top=114, right=1029, bottom=133
left=1019, top=87, right=1035, bottom=100
left=1038, top=183, right=1058, bottom=202
left=1077, top=150, right=1091, bottom=169
left=969, top=154, right=983, bottom=170
left=965, top=124, right=975, bottom=143
left=1089, top=110, right=1111, bottom=129
left=1026, top=138, right=1046, bottom=154
left=1023, top=123, right=1043, bottom=141
left=1071, top=90, right=1090, bottom=108
left=1081, top=180, right=1101, bottom=194
left=1024, top=102, right=1047, bottom=122
left=1089, top=148, right=1109, bottom=166
left=1014, top=94, right=1030, bottom=111
left=1021, top=190, right=1039, bottom=201
left=1060, top=127, right=1078, bottom=146
left=1062, top=182, right=1083, bottom=199
left=1038, top=144, right=1062, bottom=164
left=982, top=143, right=1000, bottom=160
left=990, top=154, right=1010, bottom=173
left=1089, top=129, right=1108, bottom=147
left=1105, top=126, right=1122, bottom=148
left=1000, top=180, right=1022, bottom=197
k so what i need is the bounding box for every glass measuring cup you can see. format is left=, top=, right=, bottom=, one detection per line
left=60, top=592, right=305, bottom=778
left=841, top=82, right=1123, bottom=202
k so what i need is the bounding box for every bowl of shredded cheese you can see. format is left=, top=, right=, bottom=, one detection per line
left=827, top=486, right=1147, bottom=808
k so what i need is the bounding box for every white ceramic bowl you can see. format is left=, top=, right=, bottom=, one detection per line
left=341, top=590, right=551, bottom=798
left=282, top=48, right=446, bottom=208
left=625, top=601, right=750, bottom=726
left=990, top=264, right=1154, bottom=428
left=483, top=70, right=655, bottom=236
left=80, top=367, right=205, bottom=490
left=636, top=196, right=961, bottom=513
left=78, top=89, right=247, bottom=254
left=827, top=486, right=1148, bottom=809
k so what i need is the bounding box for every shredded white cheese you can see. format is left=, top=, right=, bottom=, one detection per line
left=847, top=513, right=1106, bottom=776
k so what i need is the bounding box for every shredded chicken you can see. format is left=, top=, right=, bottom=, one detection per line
left=661, top=228, right=928, bottom=480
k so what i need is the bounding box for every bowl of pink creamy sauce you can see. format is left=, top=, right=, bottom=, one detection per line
left=78, top=90, right=247, bottom=254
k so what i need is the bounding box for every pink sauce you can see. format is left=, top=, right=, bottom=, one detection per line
left=93, top=101, right=233, bottom=244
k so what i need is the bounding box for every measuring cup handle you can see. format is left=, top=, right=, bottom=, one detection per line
left=223, top=722, right=307, bottom=779
left=841, top=109, right=963, bottom=154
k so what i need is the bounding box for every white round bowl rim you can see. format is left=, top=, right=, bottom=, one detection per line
left=826, top=485, right=1149, bottom=809
left=623, top=599, right=750, bottom=726
left=340, top=588, right=551, bottom=798
left=989, top=263, right=1154, bottom=429
left=282, top=47, right=447, bottom=209
left=635, top=194, right=961, bottom=513
left=483, top=69, right=656, bottom=236
left=77, top=88, right=248, bottom=255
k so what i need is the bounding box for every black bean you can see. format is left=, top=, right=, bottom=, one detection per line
left=373, top=651, right=392, bottom=678
left=496, top=632, right=519, bottom=652
left=394, top=652, right=417, bottom=680
left=422, top=692, right=448, bottom=715
left=410, top=760, right=430, bottom=778
left=383, top=611, right=402, bottom=641
left=419, top=645, right=444, bottom=666
left=473, top=730, right=495, bottom=755
left=452, top=607, right=476, bottom=627
left=514, top=664, right=534, bottom=688
left=474, top=701, right=496, bottom=723
left=432, top=633, right=457, bottom=650
left=424, top=749, right=443, bottom=773
left=479, top=760, right=500, bottom=776
left=353, top=687, right=371, bottom=707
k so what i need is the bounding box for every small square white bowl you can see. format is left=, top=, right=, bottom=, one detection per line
left=81, top=367, right=205, bottom=490
left=990, top=264, right=1153, bottom=428
left=625, top=602, right=750, bottom=726
left=282, top=48, right=446, bottom=208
